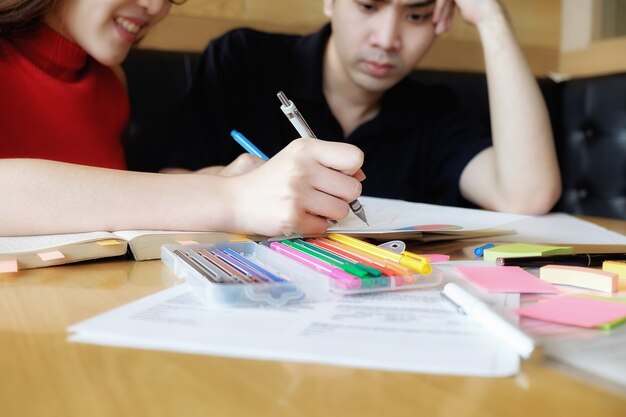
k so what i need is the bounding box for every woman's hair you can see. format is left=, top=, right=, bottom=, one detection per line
left=0, top=0, right=57, bottom=39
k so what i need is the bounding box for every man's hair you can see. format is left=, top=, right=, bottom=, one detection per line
left=0, top=0, right=58, bottom=39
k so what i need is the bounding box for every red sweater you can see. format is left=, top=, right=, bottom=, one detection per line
left=0, top=25, right=129, bottom=169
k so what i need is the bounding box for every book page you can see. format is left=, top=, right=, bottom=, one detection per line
left=0, top=231, right=118, bottom=254
left=330, top=196, right=528, bottom=235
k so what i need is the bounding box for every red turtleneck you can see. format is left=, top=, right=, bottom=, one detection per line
left=0, top=25, right=129, bottom=169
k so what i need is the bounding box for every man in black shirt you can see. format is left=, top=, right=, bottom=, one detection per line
left=167, top=0, right=561, bottom=213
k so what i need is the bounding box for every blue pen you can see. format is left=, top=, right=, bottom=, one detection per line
left=230, top=130, right=269, bottom=160
left=474, top=243, right=495, bottom=257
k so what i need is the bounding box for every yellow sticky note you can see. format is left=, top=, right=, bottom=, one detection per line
left=175, top=240, right=199, bottom=245
left=602, top=260, right=626, bottom=279
left=0, top=259, right=18, bottom=274
left=37, top=250, right=65, bottom=261
left=97, top=239, right=123, bottom=246
left=483, top=243, right=573, bottom=262
left=540, top=265, right=618, bottom=293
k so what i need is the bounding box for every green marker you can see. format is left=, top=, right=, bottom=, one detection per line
left=282, top=240, right=368, bottom=279
left=296, top=239, right=382, bottom=277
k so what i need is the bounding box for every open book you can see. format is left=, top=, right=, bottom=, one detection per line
left=0, top=196, right=529, bottom=272
left=0, top=230, right=244, bottom=271
left=330, top=196, right=528, bottom=241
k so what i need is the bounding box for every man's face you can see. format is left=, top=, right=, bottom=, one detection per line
left=324, top=0, right=437, bottom=93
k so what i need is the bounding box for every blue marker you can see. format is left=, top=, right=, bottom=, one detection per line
left=230, top=130, right=269, bottom=160
left=474, top=243, right=495, bottom=257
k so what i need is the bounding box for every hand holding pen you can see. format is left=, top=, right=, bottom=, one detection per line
left=228, top=130, right=365, bottom=236
left=277, top=91, right=369, bottom=225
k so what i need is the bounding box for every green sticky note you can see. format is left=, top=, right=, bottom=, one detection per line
left=483, top=243, right=573, bottom=262
left=575, top=294, right=626, bottom=330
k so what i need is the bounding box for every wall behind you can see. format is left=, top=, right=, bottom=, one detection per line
left=141, top=0, right=560, bottom=75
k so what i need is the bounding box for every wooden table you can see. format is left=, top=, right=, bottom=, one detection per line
left=1, top=216, right=625, bottom=416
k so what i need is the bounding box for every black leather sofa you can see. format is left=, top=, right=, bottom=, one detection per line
left=122, top=48, right=626, bottom=219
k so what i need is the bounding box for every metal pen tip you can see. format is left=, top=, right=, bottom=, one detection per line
left=350, top=200, right=369, bottom=225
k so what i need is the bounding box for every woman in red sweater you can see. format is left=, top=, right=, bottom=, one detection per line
left=0, top=0, right=365, bottom=237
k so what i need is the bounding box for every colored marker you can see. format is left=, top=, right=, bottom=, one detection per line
left=281, top=240, right=369, bottom=279
left=327, top=234, right=432, bottom=275
left=474, top=243, right=495, bottom=257
left=308, top=238, right=398, bottom=276
left=173, top=250, right=223, bottom=284
left=294, top=239, right=381, bottom=278
left=186, top=249, right=235, bottom=284
left=196, top=248, right=260, bottom=283
left=222, top=247, right=287, bottom=283
left=211, top=248, right=266, bottom=282
left=312, top=237, right=415, bottom=284
left=269, top=241, right=361, bottom=289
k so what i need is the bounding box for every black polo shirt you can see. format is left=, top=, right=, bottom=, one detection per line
left=167, top=25, right=491, bottom=206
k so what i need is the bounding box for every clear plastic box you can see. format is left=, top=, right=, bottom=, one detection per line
left=161, top=241, right=442, bottom=306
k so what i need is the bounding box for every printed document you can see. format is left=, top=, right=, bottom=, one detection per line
left=69, top=280, right=520, bottom=377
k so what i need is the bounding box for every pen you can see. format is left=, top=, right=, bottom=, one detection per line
left=441, top=282, right=536, bottom=359
left=474, top=243, right=495, bottom=257
left=495, top=252, right=626, bottom=268
left=230, top=130, right=269, bottom=160
left=276, top=91, right=369, bottom=225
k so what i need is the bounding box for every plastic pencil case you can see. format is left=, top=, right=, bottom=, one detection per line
left=162, top=241, right=442, bottom=305
left=162, top=242, right=332, bottom=306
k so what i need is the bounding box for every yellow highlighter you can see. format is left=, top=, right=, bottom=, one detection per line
left=327, top=233, right=432, bottom=275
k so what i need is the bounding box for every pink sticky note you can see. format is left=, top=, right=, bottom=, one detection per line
left=37, top=250, right=65, bottom=261
left=0, top=260, right=18, bottom=273
left=456, top=265, right=559, bottom=294
left=515, top=296, right=626, bottom=328
left=421, top=254, right=450, bottom=262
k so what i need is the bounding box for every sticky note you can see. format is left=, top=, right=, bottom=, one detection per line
left=540, top=265, right=618, bottom=293
left=175, top=240, right=199, bottom=245
left=575, top=295, right=626, bottom=329
left=483, top=243, right=573, bottom=262
left=514, top=295, right=626, bottom=328
left=0, top=259, right=18, bottom=273
left=97, top=239, right=123, bottom=246
left=602, top=260, right=626, bottom=279
left=37, top=250, right=65, bottom=261
left=421, top=254, right=450, bottom=262
left=455, top=265, right=559, bottom=294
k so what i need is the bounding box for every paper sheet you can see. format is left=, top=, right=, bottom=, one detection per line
left=545, top=324, right=626, bottom=388
left=332, top=196, right=528, bottom=233
left=68, top=281, right=521, bottom=377
left=492, top=213, right=626, bottom=245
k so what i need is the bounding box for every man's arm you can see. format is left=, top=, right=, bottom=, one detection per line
left=436, top=0, right=561, bottom=214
